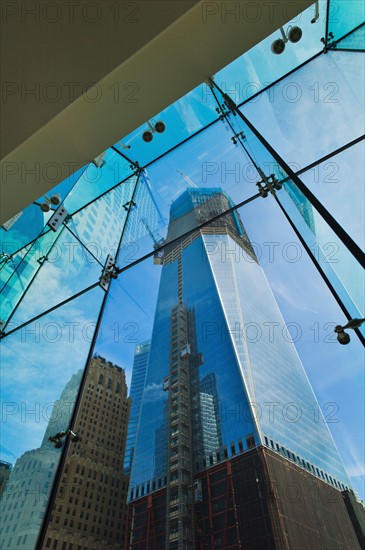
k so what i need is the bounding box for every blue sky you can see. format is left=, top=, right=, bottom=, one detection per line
left=1, top=1, right=364, bottom=503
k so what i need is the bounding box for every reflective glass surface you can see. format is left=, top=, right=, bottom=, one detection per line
left=1, top=3, right=364, bottom=544
left=118, top=121, right=261, bottom=268
left=328, top=1, right=365, bottom=42
left=64, top=149, right=135, bottom=214
left=335, top=22, right=365, bottom=49
left=113, top=85, right=219, bottom=167
left=129, top=188, right=350, bottom=499
left=8, top=227, right=102, bottom=327
left=68, top=174, right=137, bottom=265
left=300, top=141, right=365, bottom=249
left=242, top=51, right=365, bottom=168
left=214, top=0, right=327, bottom=105
left=0, top=204, right=52, bottom=256
left=34, top=166, right=86, bottom=206
left=0, top=228, right=64, bottom=326
left=278, top=186, right=365, bottom=329
left=0, top=287, right=103, bottom=550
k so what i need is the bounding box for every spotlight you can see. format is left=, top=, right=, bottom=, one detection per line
left=50, top=194, right=61, bottom=206
left=92, top=152, right=106, bottom=168
left=271, top=38, right=286, bottom=55
left=288, top=26, right=303, bottom=43
left=40, top=194, right=61, bottom=212
left=142, top=131, right=154, bottom=143
left=154, top=121, right=166, bottom=134
left=334, top=327, right=351, bottom=345
left=311, top=1, right=319, bottom=24
left=142, top=120, right=166, bottom=142
left=334, top=318, right=365, bottom=345
left=271, top=25, right=302, bottom=54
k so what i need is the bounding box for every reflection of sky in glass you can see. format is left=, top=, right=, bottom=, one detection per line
left=300, top=141, right=365, bottom=249
left=1, top=287, right=104, bottom=463
left=242, top=51, right=365, bottom=169
left=335, top=22, right=365, bottom=49
left=214, top=0, right=327, bottom=104
left=1, top=2, right=364, bottom=521
left=113, top=86, right=218, bottom=167
left=328, top=1, right=365, bottom=42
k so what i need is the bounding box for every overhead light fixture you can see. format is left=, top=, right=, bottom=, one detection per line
left=271, top=25, right=303, bottom=54
left=40, top=194, right=61, bottom=212
left=142, top=120, right=166, bottom=142
left=334, top=318, right=365, bottom=345
left=92, top=152, right=106, bottom=168
left=311, top=1, right=320, bottom=24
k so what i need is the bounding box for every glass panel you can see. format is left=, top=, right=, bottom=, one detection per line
left=242, top=51, right=365, bottom=168
left=124, top=185, right=360, bottom=504
left=196, top=79, right=364, bottom=337
left=1, top=203, right=52, bottom=255
left=234, top=194, right=364, bottom=497
left=300, top=141, right=365, bottom=249
left=335, top=22, right=365, bottom=49
left=0, top=286, right=103, bottom=550
left=64, top=149, right=135, bottom=213
left=68, top=174, right=137, bottom=265
left=34, top=166, right=86, bottom=206
left=1, top=169, right=87, bottom=257
left=7, top=227, right=103, bottom=327
left=0, top=228, right=63, bottom=325
left=278, top=184, right=365, bottom=328
left=118, top=121, right=261, bottom=267
left=113, top=85, right=219, bottom=167
left=214, top=0, right=327, bottom=106
left=328, top=1, right=365, bottom=43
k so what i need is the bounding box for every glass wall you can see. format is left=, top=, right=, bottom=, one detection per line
left=1, top=2, right=364, bottom=547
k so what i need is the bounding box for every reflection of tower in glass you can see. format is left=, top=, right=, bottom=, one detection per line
left=128, top=187, right=356, bottom=549
left=43, top=356, right=131, bottom=550
left=0, top=370, right=81, bottom=550
left=199, top=372, right=223, bottom=464
left=124, top=340, right=150, bottom=475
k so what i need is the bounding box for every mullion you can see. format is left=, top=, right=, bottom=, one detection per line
left=35, top=166, right=143, bottom=550
left=272, top=191, right=365, bottom=347
left=2, top=226, right=67, bottom=332
left=63, top=223, right=104, bottom=268
left=210, top=79, right=365, bottom=269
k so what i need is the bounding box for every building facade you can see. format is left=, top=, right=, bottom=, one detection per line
left=124, top=340, right=151, bottom=476
left=127, top=188, right=359, bottom=549
left=41, top=355, right=131, bottom=550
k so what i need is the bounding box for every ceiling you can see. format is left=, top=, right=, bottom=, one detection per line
left=0, top=0, right=313, bottom=223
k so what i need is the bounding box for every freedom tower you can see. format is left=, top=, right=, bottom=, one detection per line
left=127, top=188, right=359, bottom=550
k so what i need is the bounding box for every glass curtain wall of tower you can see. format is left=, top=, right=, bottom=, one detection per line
left=0, top=2, right=364, bottom=548
left=129, top=188, right=350, bottom=502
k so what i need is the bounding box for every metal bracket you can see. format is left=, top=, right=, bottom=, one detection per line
left=47, top=205, right=69, bottom=232
left=215, top=105, right=230, bottom=121
left=321, top=32, right=336, bottom=53
left=99, top=254, right=118, bottom=291
left=256, top=173, right=282, bottom=198
left=231, top=131, right=245, bottom=145
left=123, top=200, right=137, bottom=211
left=37, top=256, right=49, bottom=266
left=1, top=211, right=23, bottom=231
left=48, top=429, right=80, bottom=448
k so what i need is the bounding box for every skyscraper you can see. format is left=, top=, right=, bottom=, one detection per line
left=42, top=356, right=131, bottom=550
left=0, top=370, right=81, bottom=550
left=124, top=340, right=151, bottom=475
left=127, top=188, right=360, bottom=549
left=0, top=356, right=131, bottom=550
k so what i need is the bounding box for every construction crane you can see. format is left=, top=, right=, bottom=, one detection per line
left=141, top=218, right=165, bottom=265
